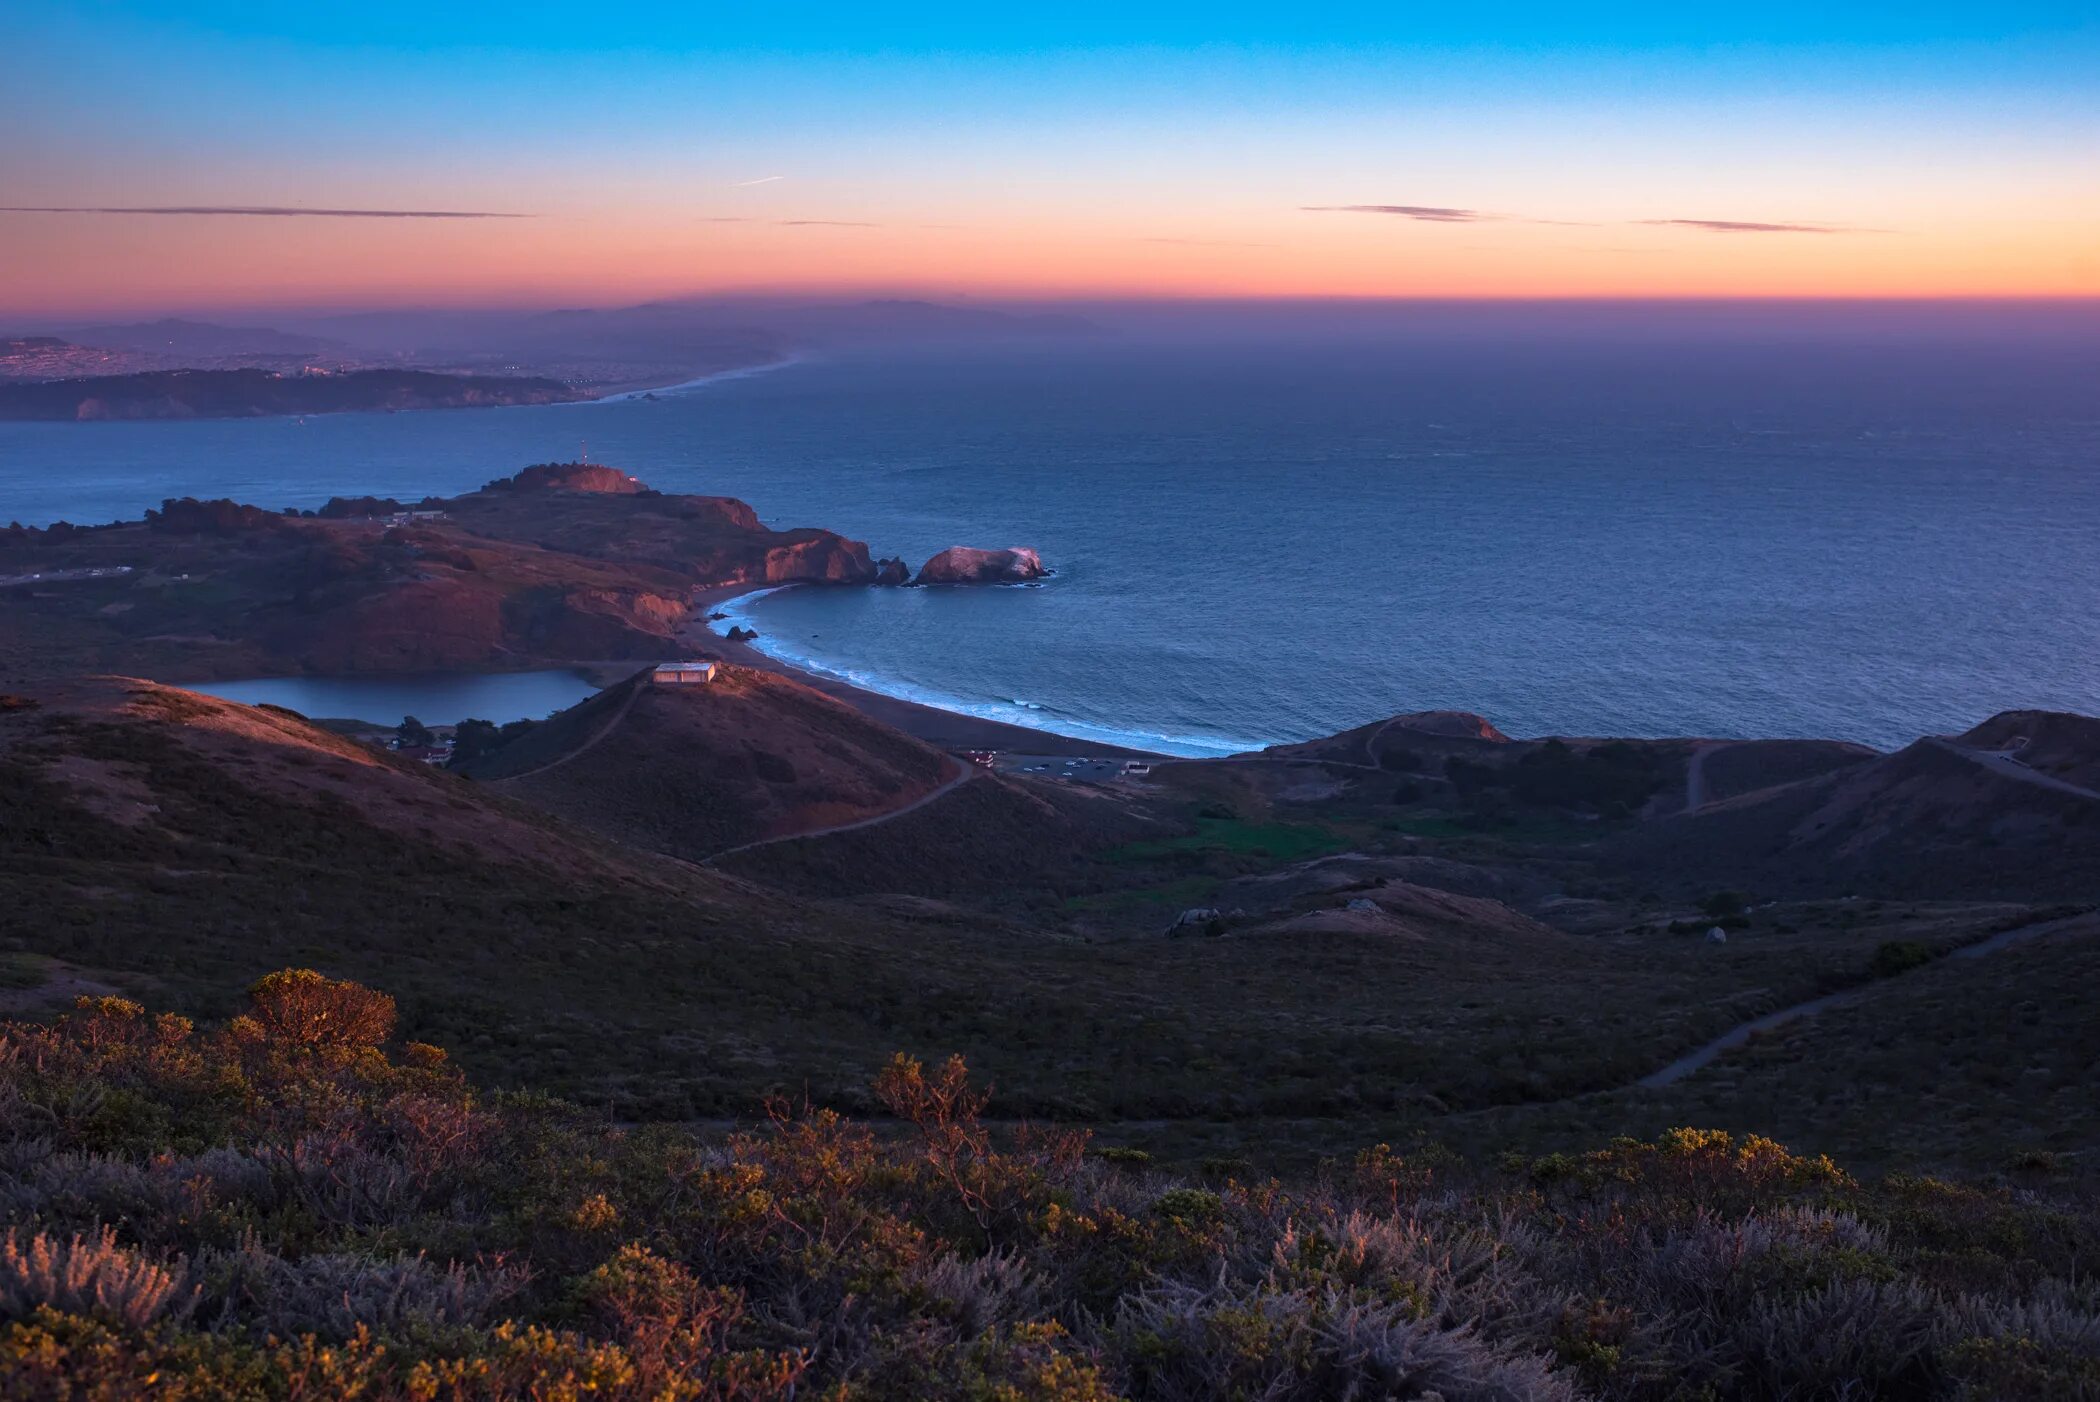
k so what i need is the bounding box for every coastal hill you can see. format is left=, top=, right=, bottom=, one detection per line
left=5, top=665, right=2097, bottom=1181
left=442, top=463, right=886, bottom=584
left=468, top=664, right=959, bottom=858
left=1614, top=718, right=2100, bottom=899
left=0, top=366, right=580, bottom=420
left=0, top=466, right=879, bottom=685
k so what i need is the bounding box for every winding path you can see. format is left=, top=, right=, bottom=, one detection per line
left=487, top=680, right=647, bottom=783
left=703, top=764, right=977, bottom=866
left=1637, top=911, right=2096, bottom=1088
left=1923, top=737, right=2100, bottom=803
left=1681, top=741, right=1732, bottom=812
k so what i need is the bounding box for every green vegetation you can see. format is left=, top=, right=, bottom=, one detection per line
left=0, top=951, right=46, bottom=990
left=1449, top=739, right=1670, bottom=813
left=449, top=715, right=539, bottom=768
left=1872, top=939, right=1941, bottom=978
left=5, top=980, right=2099, bottom=1400
left=1109, top=815, right=1349, bottom=866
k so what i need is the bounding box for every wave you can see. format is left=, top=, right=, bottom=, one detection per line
left=705, top=588, right=1266, bottom=758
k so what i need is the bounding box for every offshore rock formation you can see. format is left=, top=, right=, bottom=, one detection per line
left=914, top=546, right=1048, bottom=585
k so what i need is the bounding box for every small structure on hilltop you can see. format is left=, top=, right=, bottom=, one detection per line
left=652, top=661, right=718, bottom=686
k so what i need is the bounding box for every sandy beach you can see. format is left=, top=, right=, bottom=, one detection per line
left=681, top=583, right=1161, bottom=759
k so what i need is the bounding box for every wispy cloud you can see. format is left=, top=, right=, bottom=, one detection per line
left=1302, top=204, right=1500, bottom=223
left=731, top=175, right=784, bottom=187
left=0, top=204, right=525, bottom=219
left=1636, top=218, right=1859, bottom=234
left=698, top=217, right=879, bottom=227
left=1304, top=204, right=1869, bottom=236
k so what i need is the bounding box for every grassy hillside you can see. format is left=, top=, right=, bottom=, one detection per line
left=476, top=665, right=956, bottom=859
left=3, top=674, right=2097, bottom=1182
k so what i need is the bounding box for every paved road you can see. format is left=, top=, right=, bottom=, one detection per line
left=1638, top=911, right=2095, bottom=1088
left=1681, top=742, right=1729, bottom=812
left=704, top=764, right=976, bottom=866
left=1924, top=737, right=2100, bottom=803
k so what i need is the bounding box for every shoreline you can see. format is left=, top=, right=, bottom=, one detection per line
left=683, top=583, right=1165, bottom=760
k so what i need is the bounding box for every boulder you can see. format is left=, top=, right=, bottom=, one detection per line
left=1164, top=907, right=1224, bottom=937
left=873, top=556, right=911, bottom=586
left=915, top=546, right=1048, bottom=585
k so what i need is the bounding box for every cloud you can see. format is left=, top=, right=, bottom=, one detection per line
left=696, top=217, right=878, bottom=227
left=0, top=204, right=524, bottom=219
left=1303, top=204, right=1867, bottom=235
left=1637, top=218, right=1858, bottom=234
left=1302, top=204, right=1499, bottom=223
left=731, top=175, right=784, bottom=187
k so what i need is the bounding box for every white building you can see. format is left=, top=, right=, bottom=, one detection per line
left=652, top=661, right=718, bottom=685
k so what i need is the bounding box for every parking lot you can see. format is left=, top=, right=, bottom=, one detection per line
left=973, top=752, right=1154, bottom=783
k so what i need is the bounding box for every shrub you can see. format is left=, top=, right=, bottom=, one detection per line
left=1872, top=940, right=1939, bottom=978
left=0, top=1227, right=195, bottom=1329
left=1701, top=889, right=1750, bottom=918
left=244, top=968, right=396, bottom=1049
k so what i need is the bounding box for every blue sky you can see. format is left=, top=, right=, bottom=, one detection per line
left=3, top=4, right=2095, bottom=311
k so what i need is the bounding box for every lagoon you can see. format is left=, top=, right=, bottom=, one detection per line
left=193, top=670, right=601, bottom=727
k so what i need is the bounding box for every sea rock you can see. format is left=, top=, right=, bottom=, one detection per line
left=873, top=556, right=911, bottom=586
left=915, top=546, right=1048, bottom=585
left=726, top=625, right=758, bottom=643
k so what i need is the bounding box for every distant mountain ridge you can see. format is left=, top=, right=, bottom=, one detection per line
left=0, top=367, right=579, bottom=420
left=61, top=316, right=352, bottom=358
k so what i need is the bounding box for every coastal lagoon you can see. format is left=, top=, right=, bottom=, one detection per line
left=192, top=670, right=600, bottom=727
left=5, top=334, right=2097, bottom=753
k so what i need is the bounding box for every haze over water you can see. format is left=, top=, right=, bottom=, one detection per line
left=4, top=332, right=2096, bottom=755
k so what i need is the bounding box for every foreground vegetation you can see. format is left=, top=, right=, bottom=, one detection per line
left=5, top=975, right=2099, bottom=1400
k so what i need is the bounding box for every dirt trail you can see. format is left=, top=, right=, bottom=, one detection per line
left=1637, top=911, right=2096, bottom=1088
left=704, top=764, right=976, bottom=866
left=490, top=681, right=643, bottom=782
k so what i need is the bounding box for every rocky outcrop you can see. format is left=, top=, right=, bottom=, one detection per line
left=873, top=557, right=910, bottom=586
left=1387, top=711, right=1511, bottom=743
left=446, top=471, right=874, bottom=585
left=915, top=546, right=1048, bottom=585
left=498, top=463, right=646, bottom=495
left=762, top=537, right=876, bottom=584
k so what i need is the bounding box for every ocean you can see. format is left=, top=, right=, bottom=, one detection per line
left=4, top=334, right=2096, bottom=754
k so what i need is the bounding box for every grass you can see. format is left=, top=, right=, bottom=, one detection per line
left=1107, top=816, right=1351, bottom=865
left=1063, top=875, right=1220, bottom=916
left=0, top=951, right=47, bottom=990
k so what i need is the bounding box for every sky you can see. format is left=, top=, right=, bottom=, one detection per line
left=2, top=3, right=2096, bottom=315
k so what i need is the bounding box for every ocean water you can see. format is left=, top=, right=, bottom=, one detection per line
left=3, top=335, right=2096, bottom=754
